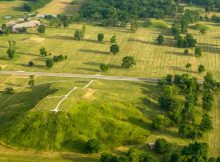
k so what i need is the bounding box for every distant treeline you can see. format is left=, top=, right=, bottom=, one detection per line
left=181, top=0, right=220, bottom=10
left=23, top=0, right=52, bottom=12
left=80, top=0, right=177, bottom=25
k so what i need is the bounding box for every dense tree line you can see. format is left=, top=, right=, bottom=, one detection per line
left=80, top=0, right=177, bottom=26
left=23, top=0, right=52, bottom=12
left=156, top=73, right=216, bottom=139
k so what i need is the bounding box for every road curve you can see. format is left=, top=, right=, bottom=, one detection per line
left=0, top=70, right=160, bottom=82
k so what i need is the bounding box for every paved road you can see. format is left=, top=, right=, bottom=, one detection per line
left=0, top=70, right=160, bottom=82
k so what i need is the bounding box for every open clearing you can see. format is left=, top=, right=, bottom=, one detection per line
left=0, top=22, right=220, bottom=80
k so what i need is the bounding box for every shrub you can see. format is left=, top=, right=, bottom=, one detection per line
left=85, top=139, right=101, bottom=153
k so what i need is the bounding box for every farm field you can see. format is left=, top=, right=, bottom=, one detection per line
left=0, top=21, right=220, bottom=80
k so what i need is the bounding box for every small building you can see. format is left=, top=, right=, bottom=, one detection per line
left=148, top=142, right=155, bottom=150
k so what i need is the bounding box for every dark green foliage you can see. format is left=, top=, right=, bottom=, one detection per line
left=202, top=91, right=214, bottom=112
left=154, top=138, right=170, bottom=153
left=195, top=47, right=202, bottom=57
left=4, top=87, right=14, bottom=94
left=110, top=35, right=117, bottom=44
left=100, top=64, right=109, bottom=72
left=37, top=25, right=46, bottom=33
left=28, top=75, right=35, bottom=87
left=110, top=44, right=119, bottom=54
left=74, top=26, right=86, bottom=40
left=7, top=40, right=16, bottom=59
left=177, top=34, right=197, bottom=48
left=152, top=114, right=172, bottom=130
left=85, top=139, right=101, bottom=153
left=139, top=152, right=159, bottom=162
left=121, top=56, right=136, bottom=68
left=23, top=0, right=52, bottom=12
left=204, top=72, right=216, bottom=90
left=28, top=61, right=34, bottom=67
left=157, top=34, right=164, bottom=45
left=101, top=153, right=118, bottom=162
left=45, top=59, right=54, bottom=68
left=198, top=64, right=205, bottom=73
left=199, top=113, right=213, bottom=131
left=182, top=142, right=208, bottom=161
left=80, top=0, right=177, bottom=25
left=184, top=49, right=189, bottom=55
left=179, top=124, right=203, bottom=139
left=39, top=47, right=47, bottom=56
left=97, top=33, right=104, bottom=43
left=53, top=55, right=64, bottom=62
left=17, top=27, right=27, bottom=33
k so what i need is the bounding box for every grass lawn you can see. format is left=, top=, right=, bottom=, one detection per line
left=0, top=21, right=220, bottom=80
left=0, top=0, right=27, bottom=23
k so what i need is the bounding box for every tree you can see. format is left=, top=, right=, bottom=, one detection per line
left=185, top=63, right=192, bottom=71
left=184, top=49, right=189, bottom=55
left=74, top=26, right=86, bottom=40
left=200, top=113, right=213, bottom=131
left=154, top=138, right=170, bottom=154
left=130, top=21, right=138, bottom=33
left=100, top=64, right=109, bottom=72
left=157, top=34, right=164, bottom=45
left=39, top=47, right=47, bottom=56
left=97, top=33, right=104, bottom=43
left=28, top=75, right=35, bottom=87
left=45, top=59, right=54, bottom=68
left=74, top=30, right=83, bottom=40
left=195, top=47, right=202, bottom=57
left=4, top=87, right=14, bottom=94
left=179, top=124, right=203, bottom=139
left=127, top=148, right=139, bottom=162
left=198, top=64, right=205, bottom=73
left=152, top=114, right=172, bottom=130
left=200, top=28, right=207, bottom=35
left=28, top=61, right=34, bottom=67
left=7, top=40, right=16, bottom=59
left=37, top=25, right=46, bottom=33
left=110, top=44, right=119, bottom=54
left=202, top=91, right=214, bottom=112
left=204, top=72, right=216, bottom=90
left=85, top=139, right=101, bottom=153
left=122, top=56, right=136, bottom=68
left=182, top=142, right=208, bottom=161
left=110, top=35, right=117, bottom=44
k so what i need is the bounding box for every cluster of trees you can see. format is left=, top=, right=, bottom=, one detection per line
left=74, top=26, right=86, bottom=40
left=80, top=0, right=177, bottom=26
left=182, top=0, right=220, bottom=12
left=100, top=138, right=219, bottom=162
left=48, top=14, right=76, bottom=28
left=23, top=0, right=52, bottom=12
left=1, top=24, right=11, bottom=35
left=155, top=72, right=216, bottom=139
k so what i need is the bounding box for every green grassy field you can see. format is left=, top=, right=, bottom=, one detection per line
left=0, top=75, right=219, bottom=158
left=0, top=21, right=220, bottom=80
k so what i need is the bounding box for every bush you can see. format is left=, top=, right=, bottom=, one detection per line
left=154, top=138, right=170, bottom=153
left=85, top=139, right=101, bottom=153
left=45, top=59, right=54, bottom=68
left=53, top=55, right=64, bottom=62
left=5, top=87, right=14, bottom=94
left=100, top=64, right=109, bottom=72
left=28, top=61, right=34, bottom=67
